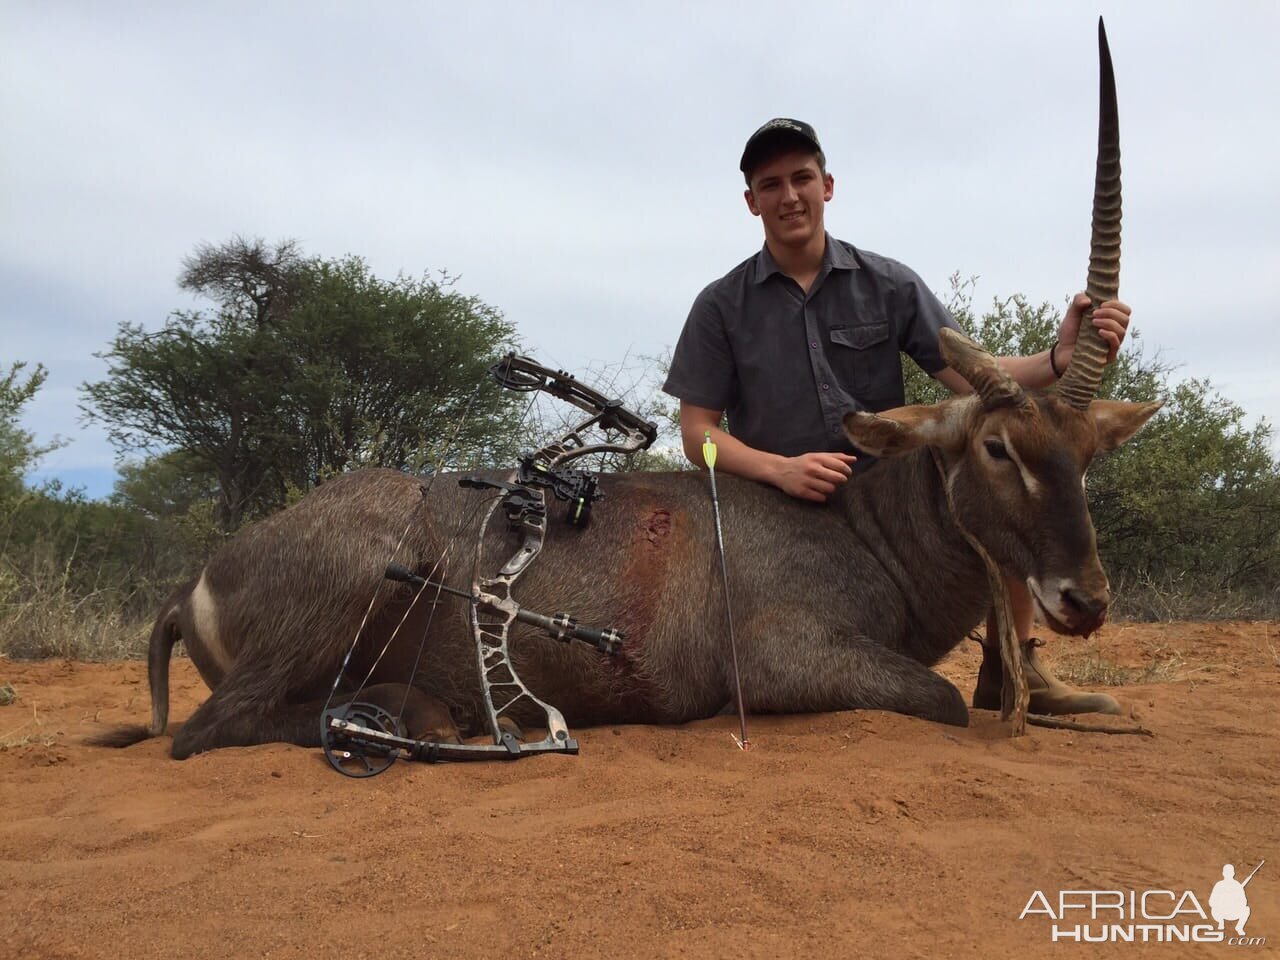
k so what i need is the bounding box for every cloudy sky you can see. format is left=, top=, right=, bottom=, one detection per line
left=5, top=2, right=1278, bottom=498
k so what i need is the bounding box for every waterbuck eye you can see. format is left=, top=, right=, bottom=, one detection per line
left=984, top=438, right=1010, bottom=460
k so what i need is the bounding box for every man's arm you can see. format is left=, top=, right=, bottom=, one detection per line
left=679, top=402, right=856, bottom=503
left=934, top=294, right=1131, bottom=394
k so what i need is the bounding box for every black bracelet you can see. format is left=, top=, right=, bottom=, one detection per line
left=1049, top=339, right=1063, bottom=378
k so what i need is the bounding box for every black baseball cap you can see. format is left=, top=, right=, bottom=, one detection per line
left=739, top=118, right=823, bottom=176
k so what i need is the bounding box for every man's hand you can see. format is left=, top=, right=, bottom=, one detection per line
left=679, top=401, right=857, bottom=502
left=773, top=452, right=858, bottom=502
left=940, top=292, right=1132, bottom=393
left=1056, top=293, right=1131, bottom=367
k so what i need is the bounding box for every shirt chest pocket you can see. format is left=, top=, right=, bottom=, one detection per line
left=828, top=322, right=902, bottom=405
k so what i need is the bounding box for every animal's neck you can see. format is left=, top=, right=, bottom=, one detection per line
left=835, top=450, right=954, bottom=534
left=835, top=450, right=992, bottom=659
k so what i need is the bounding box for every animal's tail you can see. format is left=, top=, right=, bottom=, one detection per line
left=84, top=579, right=192, bottom=748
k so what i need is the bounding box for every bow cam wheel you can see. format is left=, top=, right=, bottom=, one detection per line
left=321, top=702, right=404, bottom=778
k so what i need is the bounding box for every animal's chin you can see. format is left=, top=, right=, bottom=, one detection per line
left=1032, top=591, right=1101, bottom=638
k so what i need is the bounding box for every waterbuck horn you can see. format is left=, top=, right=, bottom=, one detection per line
left=1056, top=17, right=1121, bottom=410
left=938, top=327, right=1026, bottom=410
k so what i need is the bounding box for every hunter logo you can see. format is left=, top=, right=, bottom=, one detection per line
left=1019, top=860, right=1266, bottom=945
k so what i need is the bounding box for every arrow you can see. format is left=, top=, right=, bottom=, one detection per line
left=703, top=431, right=750, bottom=750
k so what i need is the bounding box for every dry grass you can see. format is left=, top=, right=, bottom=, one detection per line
left=1054, top=642, right=1187, bottom=688
left=0, top=583, right=151, bottom=661
left=1264, top=623, right=1280, bottom=668
left=1112, top=574, right=1280, bottom=622
left=0, top=500, right=179, bottom=661
left=0, top=701, right=57, bottom=750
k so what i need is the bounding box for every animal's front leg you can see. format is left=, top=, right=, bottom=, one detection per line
left=734, top=611, right=969, bottom=726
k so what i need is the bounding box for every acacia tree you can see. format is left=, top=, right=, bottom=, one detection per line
left=82, top=306, right=296, bottom=530
left=82, top=238, right=523, bottom=531
left=178, top=236, right=305, bottom=328
left=275, top=256, right=522, bottom=486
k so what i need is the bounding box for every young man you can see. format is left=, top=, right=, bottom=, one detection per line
left=663, top=118, right=1131, bottom=714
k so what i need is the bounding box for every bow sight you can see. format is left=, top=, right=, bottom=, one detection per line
left=321, top=354, right=657, bottom=777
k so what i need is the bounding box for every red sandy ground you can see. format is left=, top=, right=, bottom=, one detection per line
left=1, top=621, right=1276, bottom=959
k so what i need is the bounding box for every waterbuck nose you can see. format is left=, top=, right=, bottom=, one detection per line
left=1061, top=587, right=1108, bottom=629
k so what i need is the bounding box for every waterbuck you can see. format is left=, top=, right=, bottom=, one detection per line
left=94, top=21, right=1157, bottom=760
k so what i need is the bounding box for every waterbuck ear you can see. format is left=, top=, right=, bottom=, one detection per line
left=842, top=402, right=966, bottom=458
left=1089, top=399, right=1163, bottom=453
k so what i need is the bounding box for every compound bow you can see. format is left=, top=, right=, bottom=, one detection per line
left=321, top=354, right=657, bottom=776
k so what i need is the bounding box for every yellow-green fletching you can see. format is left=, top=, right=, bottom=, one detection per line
left=702, top=430, right=717, bottom=470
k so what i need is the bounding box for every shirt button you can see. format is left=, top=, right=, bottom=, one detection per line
left=821, top=382, right=830, bottom=391
left=810, top=341, right=818, bottom=348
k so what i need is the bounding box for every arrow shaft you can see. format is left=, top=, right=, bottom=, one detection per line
left=708, top=466, right=749, bottom=747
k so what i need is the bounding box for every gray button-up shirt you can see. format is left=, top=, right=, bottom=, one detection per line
left=663, top=235, right=959, bottom=457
